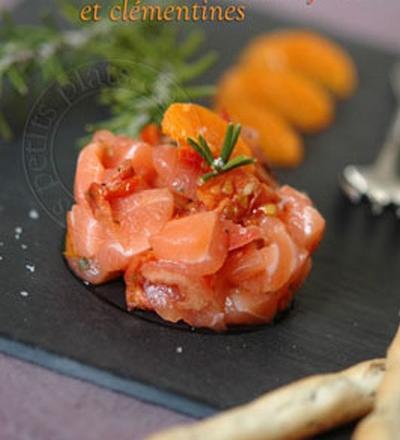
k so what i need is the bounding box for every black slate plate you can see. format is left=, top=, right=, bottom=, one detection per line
left=1, top=3, right=400, bottom=439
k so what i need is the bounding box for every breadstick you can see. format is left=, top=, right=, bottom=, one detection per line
left=148, top=359, right=385, bottom=440
left=353, top=327, right=400, bottom=440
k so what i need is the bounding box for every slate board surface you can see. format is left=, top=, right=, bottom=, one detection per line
left=1, top=3, right=400, bottom=439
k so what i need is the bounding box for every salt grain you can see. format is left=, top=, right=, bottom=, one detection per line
left=25, top=264, right=35, bottom=273
left=0, top=256, right=3, bottom=261
left=29, top=209, right=39, bottom=220
left=21, top=244, right=28, bottom=250
left=0, top=241, right=4, bottom=247
left=15, top=227, right=23, bottom=240
left=20, top=291, right=29, bottom=297
left=176, top=346, right=183, bottom=354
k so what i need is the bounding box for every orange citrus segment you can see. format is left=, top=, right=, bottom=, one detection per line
left=241, top=30, right=357, bottom=99
left=162, top=103, right=252, bottom=158
left=223, top=66, right=334, bottom=133
left=216, top=70, right=303, bottom=166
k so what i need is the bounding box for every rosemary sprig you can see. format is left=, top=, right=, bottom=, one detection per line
left=0, top=3, right=216, bottom=141
left=188, top=123, right=256, bottom=184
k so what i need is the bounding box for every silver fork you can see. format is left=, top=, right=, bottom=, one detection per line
left=340, top=62, right=400, bottom=216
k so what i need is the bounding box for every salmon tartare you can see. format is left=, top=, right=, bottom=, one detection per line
left=65, top=103, right=325, bottom=330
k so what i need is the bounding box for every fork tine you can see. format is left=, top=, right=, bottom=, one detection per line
left=341, top=62, right=400, bottom=217
left=366, top=188, right=391, bottom=215
left=340, top=165, right=366, bottom=203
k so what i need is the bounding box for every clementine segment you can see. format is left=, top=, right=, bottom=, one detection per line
left=216, top=71, right=303, bottom=166
left=242, top=30, right=357, bottom=99
left=227, top=66, right=334, bottom=133
left=162, top=103, right=252, bottom=157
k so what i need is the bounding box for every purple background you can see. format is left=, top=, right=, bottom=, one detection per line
left=1, top=1, right=399, bottom=439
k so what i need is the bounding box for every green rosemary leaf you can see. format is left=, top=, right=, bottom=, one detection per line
left=180, top=85, right=217, bottom=100
left=189, top=122, right=256, bottom=184
left=220, top=122, right=234, bottom=163
left=222, top=155, right=256, bottom=173
left=199, top=170, right=219, bottom=184
left=7, top=66, right=28, bottom=95
left=199, top=156, right=256, bottom=184
left=178, top=29, right=204, bottom=58
left=176, top=51, right=218, bottom=83
left=0, top=11, right=15, bottom=37
left=198, top=135, right=215, bottom=165
left=0, top=6, right=216, bottom=142
left=188, top=137, right=213, bottom=166
left=57, top=0, right=81, bottom=24
left=230, top=124, right=242, bottom=155
left=0, top=111, right=12, bottom=141
left=42, top=57, right=68, bottom=84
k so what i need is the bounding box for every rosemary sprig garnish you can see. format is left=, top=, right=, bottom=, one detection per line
left=0, top=3, right=216, bottom=141
left=188, top=123, right=256, bottom=184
